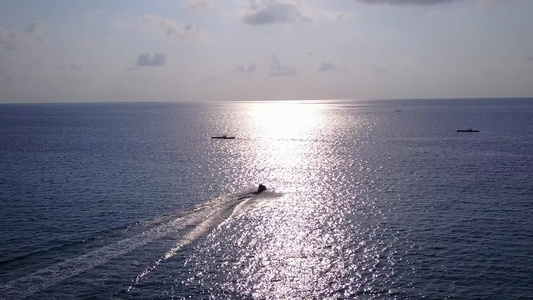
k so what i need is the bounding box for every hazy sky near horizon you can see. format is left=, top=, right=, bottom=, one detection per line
left=0, top=0, right=532, bottom=103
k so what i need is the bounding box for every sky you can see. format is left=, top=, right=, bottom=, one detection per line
left=0, top=0, right=532, bottom=103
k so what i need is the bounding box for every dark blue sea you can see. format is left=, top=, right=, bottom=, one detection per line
left=0, top=99, right=532, bottom=299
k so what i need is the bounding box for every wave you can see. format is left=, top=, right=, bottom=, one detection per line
left=0, top=210, right=190, bottom=267
left=0, top=189, right=278, bottom=300
left=126, top=189, right=282, bottom=292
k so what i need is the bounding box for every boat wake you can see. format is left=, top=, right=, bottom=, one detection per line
left=0, top=190, right=277, bottom=300
left=127, top=194, right=252, bottom=292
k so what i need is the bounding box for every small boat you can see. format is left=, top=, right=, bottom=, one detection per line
left=211, top=135, right=235, bottom=139
left=457, top=129, right=479, bottom=132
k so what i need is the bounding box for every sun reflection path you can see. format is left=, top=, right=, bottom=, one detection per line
left=245, top=101, right=328, bottom=193
left=193, top=193, right=403, bottom=299
left=181, top=101, right=406, bottom=298
left=248, top=101, right=324, bottom=139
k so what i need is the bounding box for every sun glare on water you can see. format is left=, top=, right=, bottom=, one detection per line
left=245, top=102, right=338, bottom=295
left=245, top=101, right=326, bottom=191
left=205, top=101, right=378, bottom=298
left=247, top=101, right=324, bottom=138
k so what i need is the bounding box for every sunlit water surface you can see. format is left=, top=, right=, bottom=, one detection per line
left=0, top=99, right=531, bottom=299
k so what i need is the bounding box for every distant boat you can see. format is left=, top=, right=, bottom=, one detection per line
left=211, top=135, right=235, bottom=139
left=457, top=129, right=479, bottom=132
left=395, top=110, right=402, bottom=112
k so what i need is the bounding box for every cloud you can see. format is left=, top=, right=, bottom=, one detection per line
left=357, top=0, right=457, bottom=5
left=235, top=63, right=257, bottom=74
left=58, top=63, right=83, bottom=71
left=186, top=0, right=215, bottom=9
left=28, top=59, right=43, bottom=68
left=0, top=27, right=9, bottom=46
left=0, top=23, right=47, bottom=50
left=135, top=53, right=167, bottom=67
left=318, top=61, right=336, bottom=72
left=242, top=0, right=311, bottom=25
left=324, top=11, right=356, bottom=22
left=247, top=63, right=257, bottom=73
left=26, top=21, right=43, bottom=34
left=478, top=0, right=504, bottom=7
left=207, top=74, right=219, bottom=83
left=140, top=15, right=202, bottom=40
left=373, top=66, right=388, bottom=74
left=268, top=55, right=297, bottom=77
left=235, top=65, right=246, bottom=74
left=68, top=63, right=83, bottom=71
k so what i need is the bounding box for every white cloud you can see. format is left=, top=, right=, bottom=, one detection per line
left=268, top=55, right=297, bottom=76
left=478, top=0, right=504, bottom=7
left=234, top=65, right=246, bottom=73
left=0, top=30, right=20, bottom=51
left=140, top=15, right=202, bottom=40
left=135, top=52, right=167, bottom=67
left=357, top=0, right=457, bottom=5
left=373, top=66, right=388, bottom=74
left=247, top=63, right=257, bottom=73
left=318, top=61, right=336, bottom=72
left=235, top=63, right=257, bottom=74
left=242, top=0, right=311, bottom=25
left=26, top=21, right=43, bottom=34
left=323, top=11, right=356, bottom=22
left=207, top=74, right=219, bottom=83
left=0, top=22, right=47, bottom=50
left=58, top=63, right=83, bottom=71
left=27, top=59, right=43, bottom=68
left=186, top=0, right=216, bottom=9
left=68, top=63, right=83, bottom=71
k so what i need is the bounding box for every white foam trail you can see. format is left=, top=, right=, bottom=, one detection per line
left=127, top=208, right=229, bottom=291
left=0, top=192, right=266, bottom=299
left=166, top=197, right=253, bottom=259
left=128, top=196, right=253, bottom=291
left=0, top=208, right=211, bottom=300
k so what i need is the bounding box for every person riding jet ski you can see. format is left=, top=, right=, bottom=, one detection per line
left=253, top=184, right=267, bottom=195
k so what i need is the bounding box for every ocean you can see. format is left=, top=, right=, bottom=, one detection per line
left=0, top=98, right=531, bottom=299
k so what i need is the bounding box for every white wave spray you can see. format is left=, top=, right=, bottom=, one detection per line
left=127, top=195, right=253, bottom=291
left=0, top=191, right=268, bottom=299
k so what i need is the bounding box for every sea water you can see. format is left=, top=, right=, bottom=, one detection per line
left=0, top=99, right=531, bottom=299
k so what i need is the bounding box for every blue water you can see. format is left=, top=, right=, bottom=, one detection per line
left=0, top=99, right=531, bottom=299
